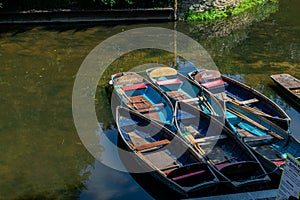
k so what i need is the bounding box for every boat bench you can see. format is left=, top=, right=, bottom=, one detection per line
left=195, top=134, right=227, bottom=143
left=135, top=139, right=170, bottom=151
left=121, top=83, right=147, bottom=91
left=157, top=78, right=183, bottom=91
left=239, top=98, right=259, bottom=105
left=201, top=79, right=227, bottom=89
left=243, top=135, right=274, bottom=143
left=156, top=78, right=182, bottom=86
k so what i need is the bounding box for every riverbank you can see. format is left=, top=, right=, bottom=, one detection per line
left=0, top=8, right=175, bottom=24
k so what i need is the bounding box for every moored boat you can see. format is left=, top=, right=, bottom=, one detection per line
left=174, top=101, right=270, bottom=188
left=271, top=73, right=300, bottom=107
left=146, top=67, right=225, bottom=119
left=188, top=69, right=290, bottom=131
left=116, top=106, right=220, bottom=197
left=110, top=72, right=174, bottom=127
left=225, top=101, right=300, bottom=181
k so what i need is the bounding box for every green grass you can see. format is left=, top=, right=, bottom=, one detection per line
left=185, top=0, right=270, bottom=21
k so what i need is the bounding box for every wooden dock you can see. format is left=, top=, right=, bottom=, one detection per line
left=0, top=8, right=175, bottom=24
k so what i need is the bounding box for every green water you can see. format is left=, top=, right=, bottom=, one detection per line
left=0, top=0, right=300, bottom=198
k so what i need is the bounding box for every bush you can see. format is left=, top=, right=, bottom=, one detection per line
left=185, top=0, right=269, bottom=21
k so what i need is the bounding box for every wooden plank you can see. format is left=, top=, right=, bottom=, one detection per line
left=135, top=139, right=170, bottom=151
left=271, top=74, right=300, bottom=89
left=236, top=127, right=254, bottom=138
left=195, top=134, right=227, bottom=143
left=239, top=98, right=259, bottom=105
left=137, top=103, right=165, bottom=113
left=142, top=110, right=161, bottom=121
left=180, top=97, right=199, bottom=103
left=290, top=88, right=300, bottom=93
left=143, top=149, right=177, bottom=171
left=243, top=135, right=274, bottom=143
left=128, top=132, right=149, bottom=147
left=167, top=90, right=189, bottom=100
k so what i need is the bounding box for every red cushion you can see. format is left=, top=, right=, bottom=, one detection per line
left=201, top=79, right=227, bottom=88
left=274, top=160, right=285, bottom=166
left=121, top=83, right=147, bottom=91
left=156, top=78, right=182, bottom=86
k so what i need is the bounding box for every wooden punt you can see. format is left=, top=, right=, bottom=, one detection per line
left=188, top=69, right=290, bottom=131
left=271, top=74, right=300, bottom=107
left=145, top=67, right=225, bottom=120
left=116, top=106, right=220, bottom=197
left=110, top=72, right=174, bottom=127
left=174, top=101, right=270, bottom=188
left=225, top=101, right=300, bottom=181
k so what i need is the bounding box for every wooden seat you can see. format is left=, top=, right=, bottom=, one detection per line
left=156, top=78, right=182, bottom=86
left=121, top=83, right=147, bottom=91
left=195, top=134, right=227, bottom=143
left=201, top=79, right=227, bottom=89
left=239, top=98, right=259, bottom=105
left=135, top=139, right=170, bottom=151
left=243, top=135, right=274, bottom=143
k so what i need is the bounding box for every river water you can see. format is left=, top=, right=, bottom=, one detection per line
left=0, top=0, right=299, bottom=199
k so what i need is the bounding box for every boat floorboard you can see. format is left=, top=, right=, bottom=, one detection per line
left=130, top=95, right=152, bottom=110
left=129, top=95, right=161, bottom=121
left=128, top=132, right=149, bottom=147
left=142, top=111, right=161, bottom=121
left=251, top=144, right=283, bottom=160
left=201, top=145, right=232, bottom=164
left=144, top=150, right=178, bottom=171
left=236, top=127, right=255, bottom=138
left=127, top=131, right=179, bottom=171
left=167, top=90, right=189, bottom=100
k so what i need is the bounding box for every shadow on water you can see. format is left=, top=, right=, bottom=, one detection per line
left=269, top=84, right=300, bottom=113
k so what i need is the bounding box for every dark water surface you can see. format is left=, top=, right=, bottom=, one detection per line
left=0, top=0, right=299, bottom=199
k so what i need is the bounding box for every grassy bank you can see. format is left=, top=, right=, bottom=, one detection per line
left=185, top=0, right=274, bottom=21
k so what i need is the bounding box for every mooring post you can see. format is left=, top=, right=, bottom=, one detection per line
left=174, top=0, right=178, bottom=21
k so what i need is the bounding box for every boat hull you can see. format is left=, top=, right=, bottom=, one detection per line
left=111, top=72, right=175, bottom=128
left=146, top=67, right=225, bottom=119
left=116, top=106, right=220, bottom=197
left=174, top=101, right=270, bottom=189
left=225, top=101, right=300, bottom=183
left=271, top=74, right=300, bottom=108
left=187, top=69, right=290, bottom=131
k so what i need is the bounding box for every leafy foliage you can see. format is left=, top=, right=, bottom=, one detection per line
left=185, top=0, right=270, bottom=21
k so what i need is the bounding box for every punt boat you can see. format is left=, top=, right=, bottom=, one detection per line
left=174, top=101, right=270, bottom=188
left=271, top=73, right=300, bottom=107
left=146, top=67, right=225, bottom=119
left=116, top=106, right=220, bottom=197
left=188, top=69, right=290, bottom=131
left=110, top=72, right=174, bottom=127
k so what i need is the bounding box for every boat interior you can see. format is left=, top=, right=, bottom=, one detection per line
left=118, top=118, right=216, bottom=187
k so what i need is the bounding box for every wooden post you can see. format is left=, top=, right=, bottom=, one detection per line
left=173, top=22, right=177, bottom=67
left=174, top=0, right=178, bottom=21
